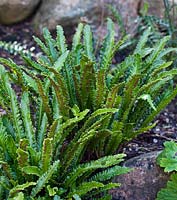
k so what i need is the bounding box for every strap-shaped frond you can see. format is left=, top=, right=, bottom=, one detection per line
left=90, top=165, right=130, bottom=182
left=67, top=181, right=104, bottom=197
left=100, top=18, right=115, bottom=71
left=21, top=92, right=36, bottom=148
left=72, top=23, right=84, bottom=51
left=94, top=69, right=107, bottom=109
left=1, top=71, right=24, bottom=141
left=83, top=25, right=95, bottom=61
left=31, top=160, right=60, bottom=197
left=34, top=77, right=52, bottom=122
left=65, top=154, right=126, bottom=187
left=9, top=182, right=36, bottom=198
left=56, top=25, right=68, bottom=54
left=41, top=138, right=53, bottom=173
left=80, top=56, right=95, bottom=109
left=43, top=28, right=58, bottom=62
left=37, top=113, right=48, bottom=150
left=134, top=27, right=151, bottom=54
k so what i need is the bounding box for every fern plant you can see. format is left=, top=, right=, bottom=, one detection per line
left=0, top=65, right=130, bottom=199
left=0, top=17, right=177, bottom=199
left=156, top=141, right=177, bottom=200
left=1, top=19, right=177, bottom=156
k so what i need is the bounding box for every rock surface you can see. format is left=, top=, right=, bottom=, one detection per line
left=0, top=0, right=40, bottom=24
left=32, top=0, right=141, bottom=36
left=33, top=0, right=102, bottom=34
left=110, top=151, right=170, bottom=200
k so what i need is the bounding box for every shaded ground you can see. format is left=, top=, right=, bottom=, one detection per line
left=0, top=19, right=177, bottom=160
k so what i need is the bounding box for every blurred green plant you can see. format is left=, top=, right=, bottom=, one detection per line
left=156, top=141, right=177, bottom=200
left=109, top=0, right=177, bottom=66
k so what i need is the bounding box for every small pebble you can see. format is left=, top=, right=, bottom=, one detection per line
left=153, top=138, right=158, bottom=144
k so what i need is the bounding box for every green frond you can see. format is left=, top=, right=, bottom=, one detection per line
left=119, top=74, right=141, bottom=122
left=37, top=113, right=48, bottom=150
left=43, top=27, right=58, bottom=62
left=34, top=77, right=52, bottom=122
left=105, top=84, right=122, bottom=108
left=134, top=27, right=151, bottom=54
left=146, top=36, right=170, bottom=65
left=50, top=79, right=69, bottom=119
left=65, top=154, right=126, bottom=187
left=81, top=108, right=118, bottom=132
left=22, top=72, right=38, bottom=92
left=31, top=160, right=60, bottom=197
left=90, top=183, right=120, bottom=198
left=17, top=147, right=29, bottom=168
left=83, top=25, right=95, bottom=61
left=22, top=55, right=46, bottom=72
left=100, top=18, right=115, bottom=71
left=142, top=84, right=177, bottom=127
left=21, top=92, right=36, bottom=148
left=90, top=165, right=131, bottom=182
left=22, top=166, right=41, bottom=177
left=94, top=69, right=107, bottom=109
left=56, top=25, right=68, bottom=54
left=33, top=36, right=49, bottom=58
left=80, top=56, right=95, bottom=109
left=72, top=23, right=84, bottom=51
left=41, top=138, right=53, bottom=173
left=53, top=51, right=69, bottom=72
left=54, top=109, right=89, bottom=149
left=68, top=181, right=104, bottom=197
left=1, top=72, right=24, bottom=141
left=9, top=182, right=36, bottom=198
left=105, top=131, right=123, bottom=155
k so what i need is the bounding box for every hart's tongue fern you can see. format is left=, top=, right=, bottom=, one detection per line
left=0, top=18, right=177, bottom=199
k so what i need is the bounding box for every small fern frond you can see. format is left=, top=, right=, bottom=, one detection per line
left=100, top=18, right=115, bottom=71
left=94, top=69, right=107, bottom=109
left=90, top=165, right=131, bottom=182
left=43, top=27, right=58, bottom=62
left=72, top=23, right=84, bottom=51
left=37, top=113, right=48, bottom=150
left=41, top=138, right=53, bottom=173
left=56, top=25, right=68, bottom=54
left=67, top=181, right=104, bottom=197
left=9, top=182, right=36, bottom=198
left=83, top=25, right=95, bottom=61
left=134, top=27, right=151, bottom=54
left=1, top=72, right=24, bottom=142
left=31, top=160, right=60, bottom=197
left=21, top=92, right=36, bottom=148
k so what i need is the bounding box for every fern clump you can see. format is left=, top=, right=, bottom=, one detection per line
left=0, top=18, right=177, bottom=199
left=0, top=67, right=130, bottom=199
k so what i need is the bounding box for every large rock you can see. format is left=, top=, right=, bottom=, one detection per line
left=0, top=0, right=41, bottom=24
left=33, top=0, right=101, bottom=34
left=110, top=151, right=170, bottom=200
left=33, top=0, right=141, bottom=36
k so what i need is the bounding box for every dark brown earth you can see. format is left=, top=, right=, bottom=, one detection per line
left=0, top=18, right=177, bottom=160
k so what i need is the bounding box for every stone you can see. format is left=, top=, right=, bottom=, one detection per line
left=33, top=0, right=101, bottom=34
left=0, top=0, right=41, bottom=25
left=110, top=151, right=170, bottom=200
left=32, top=0, right=141, bottom=36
